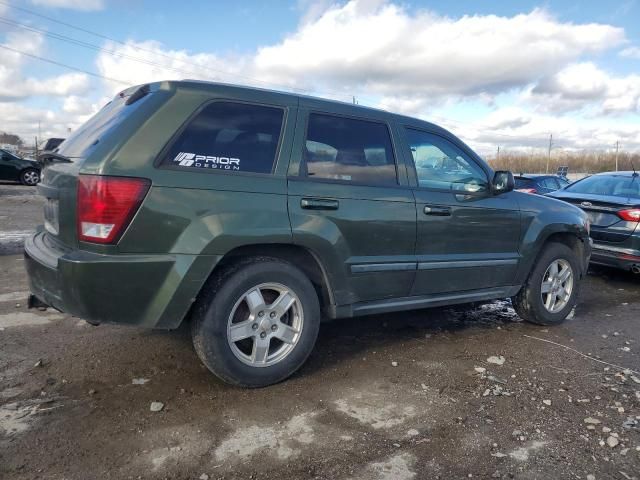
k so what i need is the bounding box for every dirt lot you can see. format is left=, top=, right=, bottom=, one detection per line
left=1, top=184, right=639, bottom=479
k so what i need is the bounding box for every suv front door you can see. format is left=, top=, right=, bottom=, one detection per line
left=287, top=106, right=416, bottom=305
left=401, top=127, right=521, bottom=296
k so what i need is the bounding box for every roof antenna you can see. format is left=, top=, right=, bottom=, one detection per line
left=632, top=161, right=638, bottom=177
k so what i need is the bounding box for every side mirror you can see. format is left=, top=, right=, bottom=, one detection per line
left=492, top=170, right=514, bottom=195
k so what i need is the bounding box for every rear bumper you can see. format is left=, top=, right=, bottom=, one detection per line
left=24, top=230, right=219, bottom=328
left=590, top=242, right=640, bottom=272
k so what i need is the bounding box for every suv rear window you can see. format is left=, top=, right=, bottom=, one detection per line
left=162, top=102, right=284, bottom=174
left=57, top=90, right=151, bottom=159
left=302, top=113, right=397, bottom=185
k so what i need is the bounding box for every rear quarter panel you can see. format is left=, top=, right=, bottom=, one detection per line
left=109, top=84, right=299, bottom=258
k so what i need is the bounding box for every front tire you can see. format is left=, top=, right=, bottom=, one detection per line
left=512, top=242, right=581, bottom=325
left=20, top=168, right=40, bottom=186
left=191, top=257, right=321, bottom=387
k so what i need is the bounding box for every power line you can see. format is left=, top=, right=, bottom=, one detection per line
left=0, top=0, right=558, bottom=147
left=0, top=0, right=359, bottom=102
left=0, top=43, right=129, bottom=85
left=0, top=15, right=213, bottom=81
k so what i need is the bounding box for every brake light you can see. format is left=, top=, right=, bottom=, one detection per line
left=77, top=175, right=150, bottom=244
left=516, top=188, right=537, bottom=194
left=617, top=208, right=640, bottom=222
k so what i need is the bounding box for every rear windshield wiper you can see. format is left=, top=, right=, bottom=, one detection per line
left=37, top=151, right=73, bottom=164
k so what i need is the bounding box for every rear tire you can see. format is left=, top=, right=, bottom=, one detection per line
left=20, top=168, right=40, bottom=186
left=512, top=242, right=581, bottom=325
left=191, top=257, right=321, bottom=387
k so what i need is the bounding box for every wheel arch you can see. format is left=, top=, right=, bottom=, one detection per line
left=196, top=243, right=335, bottom=319
left=516, top=226, right=589, bottom=286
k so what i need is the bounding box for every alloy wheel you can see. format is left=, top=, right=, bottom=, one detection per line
left=540, top=259, right=574, bottom=314
left=23, top=170, right=39, bottom=185
left=226, top=282, right=304, bottom=367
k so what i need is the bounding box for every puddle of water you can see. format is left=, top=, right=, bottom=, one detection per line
left=0, top=291, right=29, bottom=303
left=0, top=312, right=62, bottom=328
left=215, top=412, right=317, bottom=462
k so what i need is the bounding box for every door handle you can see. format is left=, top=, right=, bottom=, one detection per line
left=423, top=205, right=451, bottom=216
left=301, top=198, right=339, bottom=210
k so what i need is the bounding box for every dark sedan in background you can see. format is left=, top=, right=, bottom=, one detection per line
left=549, top=171, right=640, bottom=273
left=515, top=173, right=570, bottom=194
left=0, top=148, right=41, bottom=185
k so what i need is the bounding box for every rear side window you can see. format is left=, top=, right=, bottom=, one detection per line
left=302, top=113, right=397, bottom=185
left=163, top=102, right=284, bottom=174
left=514, top=178, right=533, bottom=189
left=540, top=177, right=560, bottom=189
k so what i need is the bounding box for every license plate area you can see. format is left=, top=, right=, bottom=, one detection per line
left=44, top=199, right=59, bottom=236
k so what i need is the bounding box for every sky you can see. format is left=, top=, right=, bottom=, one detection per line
left=0, top=0, right=639, bottom=156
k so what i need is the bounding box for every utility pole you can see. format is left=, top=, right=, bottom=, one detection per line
left=496, top=146, right=500, bottom=163
left=546, top=134, right=553, bottom=174
left=615, top=140, right=619, bottom=171
left=352, top=96, right=357, bottom=105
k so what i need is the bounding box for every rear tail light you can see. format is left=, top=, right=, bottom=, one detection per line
left=617, top=208, right=640, bottom=222
left=77, top=175, right=150, bottom=244
left=516, top=188, right=537, bottom=194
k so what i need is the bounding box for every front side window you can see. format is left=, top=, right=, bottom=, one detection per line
left=163, top=102, right=284, bottom=174
left=405, top=128, right=488, bottom=193
left=303, top=113, right=397, bottom=185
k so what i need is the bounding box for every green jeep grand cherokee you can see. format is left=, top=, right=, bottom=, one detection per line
left=25, top=81, right=591, bottom=387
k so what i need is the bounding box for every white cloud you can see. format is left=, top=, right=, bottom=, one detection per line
left=29, top=0, right=104, bottom=11
left=619, top=46, right=640, bottom=59
left=95, top=39, right=247, bottom=96
left=95, top=2, right=625, bottom=103
left=529, top=62, right=640, bottom=114
left=2, top=0, right=638, bottom=152
left=450, top=106, right=640, bottom=154
left=251, top=3, right=624, bottom=99
left=0, top=31, right=91, bottom=101
left=0, top=102, right=87, bottom=140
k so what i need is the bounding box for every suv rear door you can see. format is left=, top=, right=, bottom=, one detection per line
left=400, top=126, right=521, bottom=295
left=287, top=102, right=416, bottom=305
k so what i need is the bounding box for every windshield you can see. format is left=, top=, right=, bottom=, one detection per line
left=565, top=174, right=640, bottom=199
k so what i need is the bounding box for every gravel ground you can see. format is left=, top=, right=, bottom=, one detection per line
left=0, top=183, right=42, bottom=255
left=1, top=184, right=639, bottom=480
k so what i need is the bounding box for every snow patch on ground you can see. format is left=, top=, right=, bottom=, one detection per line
left=354, top=453, right=416, bottom=480
left=334, top=393, right=416, bottom=430
left=0, top=312, right=61, bottom=328
left=215, top=411, right=317, bottom=462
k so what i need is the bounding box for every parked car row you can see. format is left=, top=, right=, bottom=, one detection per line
left=1, top=138, right=68, bottom=186
left=0, top=148, right=41, bottom=185
left=515, top=173, right=570, bottom=194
